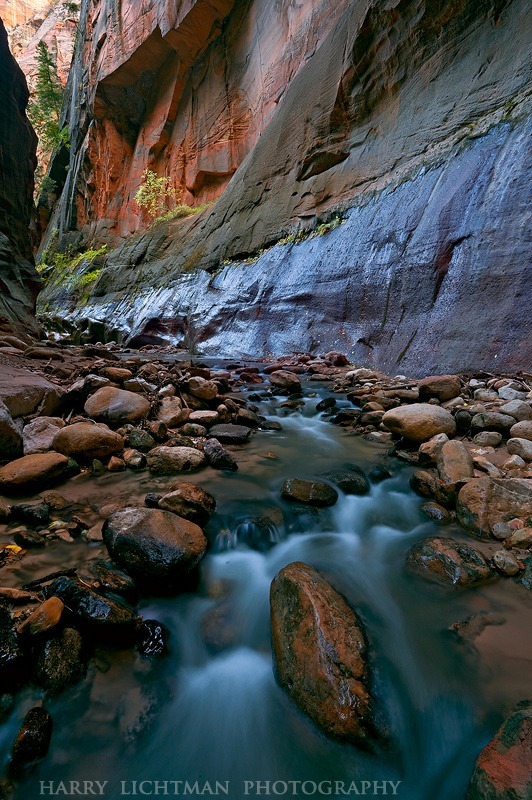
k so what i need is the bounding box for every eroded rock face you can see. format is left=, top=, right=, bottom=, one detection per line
left=0, top=19, right=39, bottom=338
left=40, top=0, right=531, bottom=373
left=466, top=702, right=532, bottom=800
left=270, top=561, right=376, bottom=746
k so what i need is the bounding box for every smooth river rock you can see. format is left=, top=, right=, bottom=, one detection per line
left=382, top=404, right=456, bottom=442
left=407, top=537, right=494, bottom=587
left=158, top=482, right=216, bottom=526
left=0, top=452, right=70, bottom=494
left=84, top=386, right=150, bottom=426
left=270, top=562, right=376, bottom=746
left=103, top=507, right=207, bottom=592
left=456, top=478, right=532, bottom=539
left=52, top=421, right=124, bottom=460
left=281, top=478, right=338, bottom=507
left=147, top=446, right=206, bottom=475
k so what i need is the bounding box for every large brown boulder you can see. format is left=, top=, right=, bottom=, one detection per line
left=382, top=403, right=456, bottom=442
left=269, top=371, right=302, bottom=394
left=84, top=387, right=150, bottom=426
left=418, top=374, right=461, bottom=401
left=103, top=507, right=207, bottom=592
left=437, top=440, right=474, bottom=484
left=52, top=421, right=124, bottom=460
left=456, top=478, right=532, bottom=538
left=407, top=537, right=494, bottom=587
left=0, top=366, right=61, bottom=418
left=467, top=702, right=532, bottom=800
left=0, top=452, right=69, bottom=494
left=270, top=561, right=376, bottom=746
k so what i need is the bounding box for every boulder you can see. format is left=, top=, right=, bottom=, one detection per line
left=418, top=374, right=461, bottom=401
left=10, top=707, right=52, bottom=773
left=507, top=438, right=532, bottom=462
left=471, top=412, right=515, bottom=433
left=323, top=468, right=370, bottom=495
left=103, top=507, right=207, bottom=592
left=53, top=421, right=124, bottom=460
left=159, top=482, right=216, bottom=525
left=34, top=628, right=86, bottom=695
left=437, top=440, right=474, bottom=484
left=157, top=397, right=188, bottom=427
left=407, top=537, right=493, bottom=587
left=0, top=366, right=62, bottom=418
left=510, top=420, right=532, bottom=441
left=207, top=424, right=252, bottom=444
left=0, top=452, right=69, bottom=494
left=500, top=400, right=532, bottom=422
left=281, top=478, right=338, bottom=507
left=50, top=577, right=137, bottom=633
left=418, top=433, right=449, bottom=465
left=84, top=387, right=150, bottom=426
left=473, top=432, right=503, bottom=447
left=202, top=438, right=238, bottom=471
left=466, top=702, right=532, bottom=800
left=147, top=446, right=206, bottom=475
left=23, top=417, right=65, bottom=455
left=0, top=401, right=22, bottom=459
left=270, top=562, right=375, bottom=746
left=269, top=370, right=302, bottom=394
left=457, top=479, right=532, bottom=538
left=382, top=403, right=456, bottom=442
left=188, top=376, right=218, bottom=400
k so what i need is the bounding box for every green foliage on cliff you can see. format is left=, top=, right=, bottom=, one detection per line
left=27, top=41, right=69, bottom=192
left=135, top=169, right=210, bottom=225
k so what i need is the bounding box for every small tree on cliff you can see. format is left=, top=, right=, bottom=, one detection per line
left=135, top=169, right=178, bottom=219
left=27, top=41, right=69, bottom=191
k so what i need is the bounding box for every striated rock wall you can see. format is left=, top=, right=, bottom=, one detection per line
left=0, top=17, right=40, bottom=337
left=41, top=0, right=531, bottom=373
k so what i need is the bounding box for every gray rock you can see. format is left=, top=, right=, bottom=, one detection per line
left=473, top=431, right=503, bottom=447
left=207, top=424, right=252, bottom=444
left=500, top=400, right=532, bottom=422
left=509, top=420, right=532, bottom=442
left=492, top=550, right=522, bottom=577
left=281, top=478, right=338, bottom=507
left=507, top=438, right=532, bottom=462
left=147, top=446, right=206, bottom=475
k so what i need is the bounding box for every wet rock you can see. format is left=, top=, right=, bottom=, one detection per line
left=456, top=478, right=532, bottom=538
left=17, top=597, right=64, bottom=638
left=437, top=440, right=474, bottom=484
left=188, top=410, right=219, bottom=428
left=500, top=400, right=532, bottom=422
left=492, top=551, right=522, bottom=576
left=53, top=421, right=124, bottom=460
left=492, top=522, right=513, bottom=540
left=407, top=537, right=494, bottom=587
left=410, top=469, right=440, bottom=499
left=510, top=420, right=532, bottom=441
left=108, top=455, right=126, bottom=471
left=368, top=465, right=392, bottom=483
left=471, top=412, right=515, bottom=433
left=324, top=467, right=370, bottom=495
left=331, top=409, right=361, bottom=425
left=0, top=453, right=69, bottom=494
left=281, top=478, right=338, bottom=507
left=514, top=557, right=532, bottom=590
left=159, top=482, right=216, bottom=525
left=466, top=702, right=532, bottom=800
left=103, top=507, right=207, bottom=592
left=420, top=502, right=452, bottom=524
left=200, top=602, right=237, bottom=652
left=316, top=397, right=337, bottom=412
left=99, top=367, right=133, bottom=382
left=207, top=424, right=252, bottom=444
left=0, top=401, right=23, bottom=459
left=10, top=707, right=52, bottom=773
left=0, top=588, right=36, bottom=604
left=135, top=619, right=169, bottom=657
left=473, top=431, right=503, bottom=447
left=455, top=409, right=472, bottom=434
left=50, top=577, right=137, bottom=633
left=270, top=562, right=375, bottom=746
left=118, top=685, right=161, bottom=745
left=188, top=377, right=218, bottom=400
left=81, top=560, right=138, bottom=602
left=84, top=387, right=150, bottom=426
left=418, top=374, right=461, bottom=402
left=123, top=448, right=146, bottom=470
left=13, top=528, right=46, bottom=548
left=0, top=604, right=26, bottom=688
left=269, top=371, right=302, bottom=394
left=233, top=515, right=281, bottom=552
left=127, top=428, right=156, bottom=452
left=202, top=438, right=238, bottom=471
left=505, top=528, right=532, bottom=550
left=180, top=423, right=208, bottom=437
left=507, top=438, right=532, bottom=461
left=382, top=403, right=456, bottom=442
left=34, top=628, right=86, bottom=694
left=147, top=446, right=206, bottom=475
left=11, top=501, right=50, bottom=524
left=22, top=417, right=65, bottom=456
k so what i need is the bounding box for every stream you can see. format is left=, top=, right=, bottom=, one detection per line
left=1, top=376, right=531, bottom=800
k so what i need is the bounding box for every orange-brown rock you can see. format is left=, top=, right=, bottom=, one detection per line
left=456, top=478, right=532, bottom=539
left=0, top=452, right=69, bottom=494
left=84, top=387, right=150, bottom=426
left=270, top=561, right=376, bottom=746
left=466, top=702, right=532, bottom=800
left=17, top=596, right=64, bottom=637
left=52, top=421, right=124, bottom=460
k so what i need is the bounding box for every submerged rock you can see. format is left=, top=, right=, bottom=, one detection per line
left=407, top=537, right=494, bottom=587
left=281, top=478, right=338, bottom=507
left=466, top=702, right=532, bottom=800
left=10, top=707, right=52, bottom=773
left=270, top=562, right=376, bottom=746
left=34, top=628, right=86, bottom=694
left=103, top=507, right=207, bottom=592
left=324, top=467, right=370, bottom=495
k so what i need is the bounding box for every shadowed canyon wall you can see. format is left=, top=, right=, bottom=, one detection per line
left=41, top=0, right=531, bottom=373
left=0, top=17, right=39, bottom=336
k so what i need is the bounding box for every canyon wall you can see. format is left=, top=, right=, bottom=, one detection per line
left=41, top=0, right=531, bottom=373
left=0, top=17, right=40, bottom=336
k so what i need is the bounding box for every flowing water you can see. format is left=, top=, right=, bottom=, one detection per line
left=1, top=379, right=531, bottom=800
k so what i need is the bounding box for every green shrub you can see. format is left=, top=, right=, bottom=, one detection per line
left=135, top=169, right=177, bottom=219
